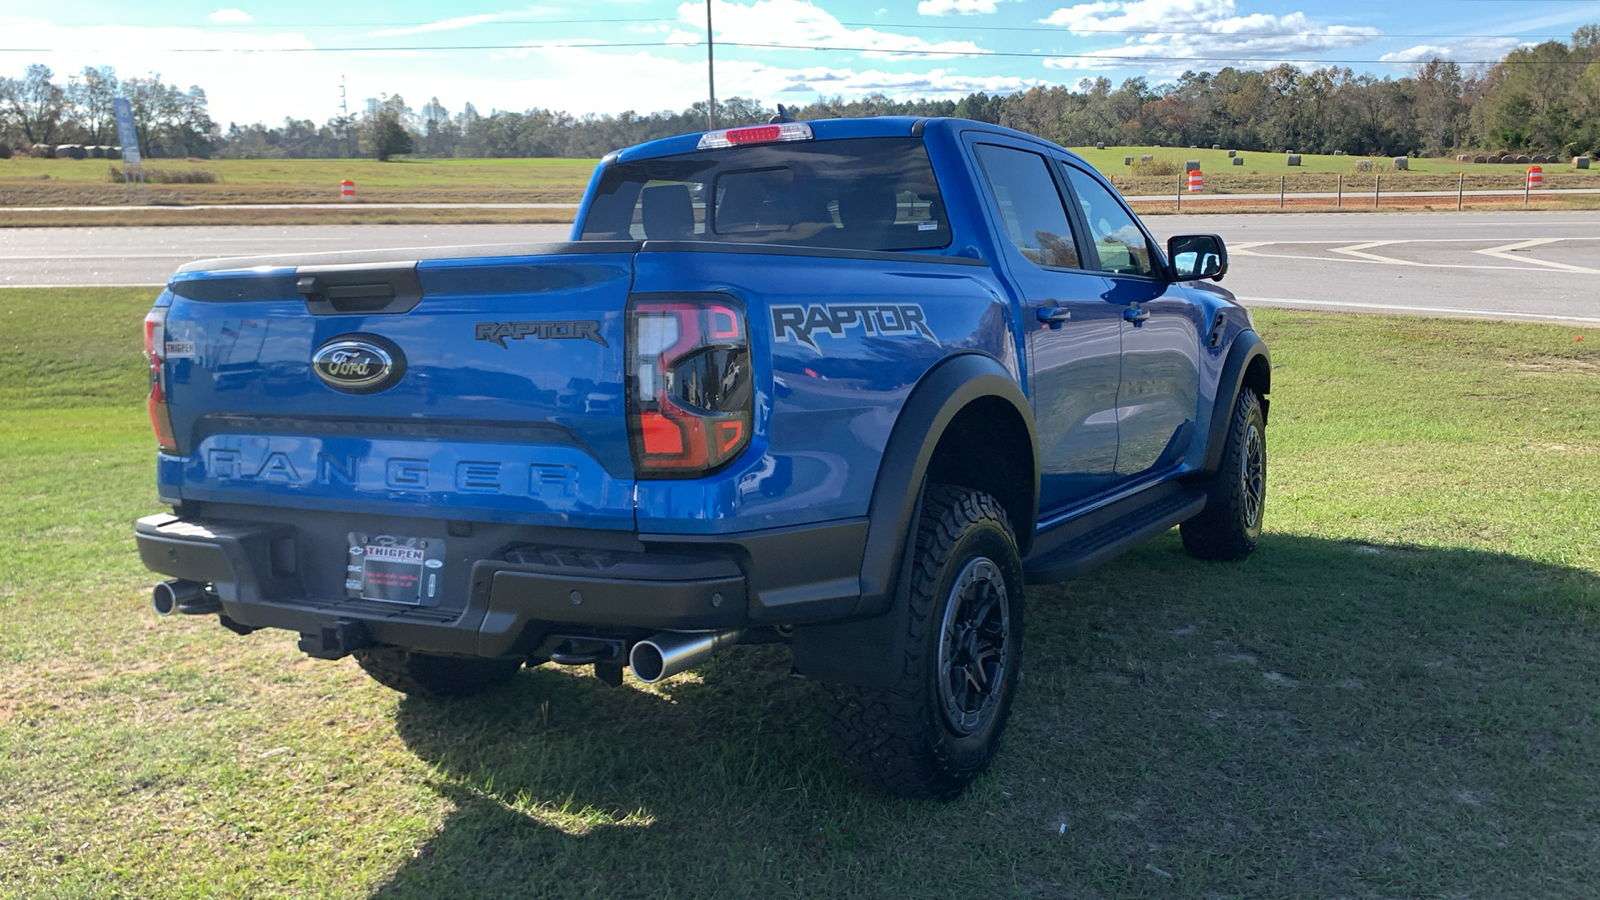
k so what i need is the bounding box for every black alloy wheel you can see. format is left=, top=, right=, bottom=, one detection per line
left=936, top=556, right=1011, bottom=737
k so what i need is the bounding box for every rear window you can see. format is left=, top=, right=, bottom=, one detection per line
left=580, top=137, right=950, bottom=252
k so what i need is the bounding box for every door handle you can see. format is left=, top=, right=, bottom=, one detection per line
left=1123, top=306, right=1151, bottom=325
left=1036, top=306, right=1072, bottom=328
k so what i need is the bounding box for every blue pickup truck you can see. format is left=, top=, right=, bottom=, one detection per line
left=135, top=115, right=1269, bottom=800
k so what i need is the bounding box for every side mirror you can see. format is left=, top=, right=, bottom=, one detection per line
left=1168, top=233, right=1228, bottom=282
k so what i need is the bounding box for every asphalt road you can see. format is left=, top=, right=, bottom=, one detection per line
left=4, top=212, right=1597, bottom=324
left=1145, top=211, right=1600, bottom=324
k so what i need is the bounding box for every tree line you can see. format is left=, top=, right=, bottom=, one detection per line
left=3, top=26, right=1597, bottom=163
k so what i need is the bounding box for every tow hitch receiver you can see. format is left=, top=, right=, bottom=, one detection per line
left=297, top=619, right=371, bottom=659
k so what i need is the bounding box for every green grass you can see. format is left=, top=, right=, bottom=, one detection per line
left=0, top=155, right=599, bottom=188
left=1, top=289, right=1598, bottom=897
left=0, top=157, right=598, bottom=211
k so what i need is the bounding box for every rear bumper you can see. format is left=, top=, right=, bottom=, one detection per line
left=135, top=511, right=867, bottom=658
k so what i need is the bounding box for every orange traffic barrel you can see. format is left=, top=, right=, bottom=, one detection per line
left=1526, top=166, right=1543, bottom=189
left=1188, top=169, right=1204, bottom=193
left=340, top=180, right=355, bottom=199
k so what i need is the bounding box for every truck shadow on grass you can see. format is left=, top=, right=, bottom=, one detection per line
left=373, top=533, right=1600, bottom=899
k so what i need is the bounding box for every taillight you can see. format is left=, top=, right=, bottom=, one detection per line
left=143, top=307, right=178, bottom=454
left=627, top=297, right=753, bottom=478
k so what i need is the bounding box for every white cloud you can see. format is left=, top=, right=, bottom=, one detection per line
left=208, top=8, right=253, bottom=23
left=682, top=0, right=985, bottom=59
left=490, top=44, right=1036, bottom=111
left=917, top=0, right=1007, bottom=15
left=0, top=9, right=1020, bottom=129
left=372, top=13, right=522, bottom=38
left=1040, top=0, right=1379, bottom=73
left=1378, top=38, right=1523, bottom=64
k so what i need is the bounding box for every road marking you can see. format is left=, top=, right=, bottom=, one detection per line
left=1474, top=239, right=1600, bottom=274
left=1230, top=249, right=1559, bottom=272
left=1329, top=240, right=1418, bottom=265
left=0, top=282, right=164, bottom=289
left=1239, top=296, right=1600, bottom=325
left=0, top=254, right=194, bottom=260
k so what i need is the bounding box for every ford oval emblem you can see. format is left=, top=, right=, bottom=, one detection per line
left=312, top=335, right=405, bottom=394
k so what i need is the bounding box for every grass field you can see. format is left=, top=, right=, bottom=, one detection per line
left=2, top=289, right=1599, bottom=897
left=0, top=156, right=598, bottom=208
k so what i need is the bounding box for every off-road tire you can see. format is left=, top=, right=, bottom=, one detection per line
left=823, top=484, right=1025, bottom=800
left=353, top=647, right=524, bottom=699
left=1181, top=387, right=1266, bottom=561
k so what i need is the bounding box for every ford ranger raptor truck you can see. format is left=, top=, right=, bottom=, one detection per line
left=135, top=116, right=1270, bottom=800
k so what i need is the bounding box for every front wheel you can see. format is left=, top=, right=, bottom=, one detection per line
left=353, top=647, right=524, bottom=699
left=1181, top=387, right=1266, bottom=561
left=823, top=484, right=1025, bottom=800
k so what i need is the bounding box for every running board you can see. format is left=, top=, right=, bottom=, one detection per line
left=1023, top=487, right=1207, bottom=584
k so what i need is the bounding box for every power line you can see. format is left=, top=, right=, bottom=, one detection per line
left=2, top=38, right=1588, bottom=65
left=19, top=15, right=1596, bottom=41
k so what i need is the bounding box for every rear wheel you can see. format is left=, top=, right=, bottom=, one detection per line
left=1181, top=387, right=1266, bottom=561
left=353, top=647, right=524, bottom=699
left=824, top=484, right=1024, bottom=800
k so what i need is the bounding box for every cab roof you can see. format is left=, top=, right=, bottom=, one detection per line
left=610, top=116, right=1088, bottom=168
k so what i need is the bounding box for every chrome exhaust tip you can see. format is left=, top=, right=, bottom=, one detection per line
left=629, top=629, right=745, bottom=684
left=152, top=579, right=214, bottom=616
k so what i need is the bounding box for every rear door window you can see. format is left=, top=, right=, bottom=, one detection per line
left=581, top=137, right=949, bottom=252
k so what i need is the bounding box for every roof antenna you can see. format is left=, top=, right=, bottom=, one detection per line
left=768, top=104, right=796, bottom=124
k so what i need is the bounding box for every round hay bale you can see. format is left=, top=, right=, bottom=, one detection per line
left=1232, top=156, right=1244, bottom=166
left=1515, top=155, right=1531, bottom=163
left=1124, top=156, right=1133, bottom=165
left=1141, top=154, right=1153, bottom=162
left=1227, top=149, right=1236, bottom=158
left=1286, top=154, right=1302, bottom=166
left=1392, top=157, right=1408, bottom=171
left=1575, top=157, right=1591, bottom=170
left=1487, top=156, right=1502, bottom=164
left=1212, top=144, right=1221, bottom=150
left=1185, top=159, right=1201, bottom=172
left=1473, top=156, right=1486, bottom=164
left=1334, top=150, right=1345, bottom=156
left=1096, top=141, right=1105, bottom=150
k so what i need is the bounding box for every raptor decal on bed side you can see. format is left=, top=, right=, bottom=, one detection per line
left=770, top=303, right=936, bottom=352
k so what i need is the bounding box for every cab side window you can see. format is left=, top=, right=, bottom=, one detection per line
left=1061, top=165, right=1156, bottom=278
left=974, top=144, right=1082, bottom=270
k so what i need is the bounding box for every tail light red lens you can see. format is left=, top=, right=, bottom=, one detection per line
left=143, top=307, right=178, bottom=454
left=627, top=297, right=752, bottom=478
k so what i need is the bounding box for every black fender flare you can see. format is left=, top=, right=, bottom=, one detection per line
left=1199, top=330, right=1271, bottom=478
left=792, top=352, right=1038, bottom=687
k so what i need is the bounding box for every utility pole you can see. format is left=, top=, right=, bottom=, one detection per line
left=341, top=76, right=353, bottom=158
left=706, top=0, right=717, bottom=129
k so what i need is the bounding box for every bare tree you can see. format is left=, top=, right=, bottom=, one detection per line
left=3, top=64, right=66, bottom=146
left=68, top=65, right=119, bottom=144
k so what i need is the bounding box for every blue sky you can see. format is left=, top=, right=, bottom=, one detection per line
left=2, top=0, right=1595, bottom=127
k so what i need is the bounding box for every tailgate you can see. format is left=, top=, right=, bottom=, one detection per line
left=158, top=242, right=639, bottom=529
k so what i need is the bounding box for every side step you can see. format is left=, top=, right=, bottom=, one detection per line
left=1023, top=487, right=1206, bottom=584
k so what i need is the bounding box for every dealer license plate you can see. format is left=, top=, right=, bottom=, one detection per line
left=345, top=533, right=446, bottom=605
